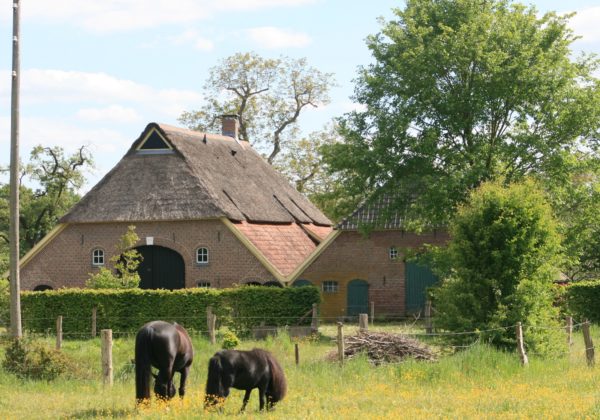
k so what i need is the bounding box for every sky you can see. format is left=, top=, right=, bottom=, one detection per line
left=1, top=0, right=599, bottom=191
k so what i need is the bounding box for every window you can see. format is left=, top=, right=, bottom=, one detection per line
left=92, top=248, right=105, bottom=266
left=197, top=282, right=211, bottom=288
left=389, top=246, right=398, bottom=260
left=196, top=247, right=209, bottom=264
left=322, top=281, right=339, bottom=293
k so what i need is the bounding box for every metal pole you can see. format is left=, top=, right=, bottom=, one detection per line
left=9, top=0, right=22, bottom=338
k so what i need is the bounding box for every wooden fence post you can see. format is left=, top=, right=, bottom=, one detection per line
left=101, top=329, right=113, bottom=386
left=207, top=306, right=217, bottom=345
left=425, top=300, right=433, bottom=334
left=206, top=305, right=212, bottom=333
left=359, top=313, right=369, bottom=332
left=582, top=320, right=595, bottom=367
left=295, top=343, right=299, bottom=366
left=337, top=322, right=344, bottom=364
left=516, top=322, right=528, bottom=365
left=210, top=314, right=217, bottom=345
left=370, top=301, right=375, bottom=326
left=56, top=316, right=63, bottom=350
left=311, top=303, right=318, bottom=334
left=566, top=316, right=573, bottom=347
left=91, top=307, right=97, bottom=339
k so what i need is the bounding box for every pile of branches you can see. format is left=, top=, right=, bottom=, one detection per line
left=340, top=331, right=436, bottom=364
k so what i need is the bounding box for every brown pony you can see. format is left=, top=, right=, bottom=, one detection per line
left=135, top=321, right=194, bottom=403
left=205, top=348, right=287, bottom=411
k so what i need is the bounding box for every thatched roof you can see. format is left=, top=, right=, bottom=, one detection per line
left=61, top=123, right=331, bottom=225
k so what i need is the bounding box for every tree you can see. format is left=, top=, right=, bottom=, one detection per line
left=0, top=145, right=93, bottom=272
left=274, top=125, right=347, bottom=220
left=86, top=225, right=142, bottom=289
left=324, top=0, right=600, bottom=229
left=433, top=180, right=564, bottom=356
left=179, top=52, right=335, bottom=164
left=544, top=154, right=600, bottom=281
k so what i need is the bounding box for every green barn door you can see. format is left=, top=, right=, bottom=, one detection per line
left=136, top=246, right=185, bottom=290
left=405, top=261, right=439, bottom=314
left=347, top=279, right=369, bottom=317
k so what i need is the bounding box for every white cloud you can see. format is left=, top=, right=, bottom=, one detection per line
left=0, top=116, right=128, bottom=154
left=77, top=105, right=142, bottom=124
left=0, top=0, right=316, bottom=33
left=570, top=7, right=600, bottom=43
left=247, top=27, right=312, bottom=49
left=0, top=69, right=203, bottom=120
left=168, top=30, right=215, bottom=52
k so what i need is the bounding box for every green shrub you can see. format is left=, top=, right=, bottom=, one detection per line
left=20, top=286, right=320, bottom=336
left=566, top=280, right=600, bottom=322
left=433, top=181, right=565, bottom=357
left=219, top=327, right=240, bottom=349
left=2, top=338, right=72, bottom=380
left=86, top=225, right=142, bottom=289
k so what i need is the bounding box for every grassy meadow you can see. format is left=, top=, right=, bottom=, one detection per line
left=1, top=324, right=599, bottom=419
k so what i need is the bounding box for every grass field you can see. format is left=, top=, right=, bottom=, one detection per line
left=1, top=324, right=599, bottom=419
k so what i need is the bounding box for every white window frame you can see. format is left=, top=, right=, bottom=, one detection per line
left=92, top=248, right=105, bottom=266
left=322, top=281, right=339, bottom=293
left=197, top=281, right=211, bottom=288
left=389, top=246, right=398, bottom=260
left=196, top=247, right=209, bottom=264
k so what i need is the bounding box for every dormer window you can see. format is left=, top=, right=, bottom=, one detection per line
left=136, top=129, right=173, bottom=154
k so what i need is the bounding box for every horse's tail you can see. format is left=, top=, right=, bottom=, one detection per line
left=266, top=352, right=287, bottom=403
left=135, top=326, right=153, bottom=403
left=205, top=353, right=223, bottom=407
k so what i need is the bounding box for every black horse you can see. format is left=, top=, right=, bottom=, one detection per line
left=204, top=348, right=287, bottom=412
left=135, top=320, right=194, bottom=403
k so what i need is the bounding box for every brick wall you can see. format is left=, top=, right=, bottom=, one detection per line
left=21, top=219, right=275, bottom=290
left=298, top=230, right=449, bottom=319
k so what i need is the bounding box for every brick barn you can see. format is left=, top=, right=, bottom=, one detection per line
left=290, top=196, right=448, bottom=320
left=19, top=117, right=332, bottom=291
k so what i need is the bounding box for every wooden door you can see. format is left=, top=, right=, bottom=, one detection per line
left=136, top=245, right=185, bottom=290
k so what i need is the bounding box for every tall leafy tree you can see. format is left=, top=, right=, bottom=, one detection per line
left=179, top=52, right=335, bottom=164
left=324, top=0, right=600, bottom=229
left=0, top=145, right=93, bottom=272
left=544, top=154, right=600, bottom=281
left=274, top=125, right=349, bottom=220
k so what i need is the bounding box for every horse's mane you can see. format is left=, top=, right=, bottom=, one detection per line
left=205, top=353, right=223, bottom=398
left=135, top=325, right=154, bottom=402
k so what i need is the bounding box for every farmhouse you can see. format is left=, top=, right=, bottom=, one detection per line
left=19, top=118, right=446, bottom=319
left=291, top=195, right=448, bottom=319
left=19, top=117, right=332, bottom=291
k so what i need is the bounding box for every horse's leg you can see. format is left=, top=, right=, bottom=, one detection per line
left=178, top=365, right=190, bottom=398
left=240, top=389, right=252, bottom=412
left=258, top=386, right=266, bottom=411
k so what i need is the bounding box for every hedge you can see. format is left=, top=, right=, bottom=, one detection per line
left=566, top=280, right=600, bottom=322
left=20, top=286, right=320, bottom=336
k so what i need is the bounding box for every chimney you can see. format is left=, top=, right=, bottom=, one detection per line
left=221, top=114, right=239, bottom=140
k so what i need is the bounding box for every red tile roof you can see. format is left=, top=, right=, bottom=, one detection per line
left=235, top=222, right=318, bottom=277
left=302, top=224, right=333, bottom=241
